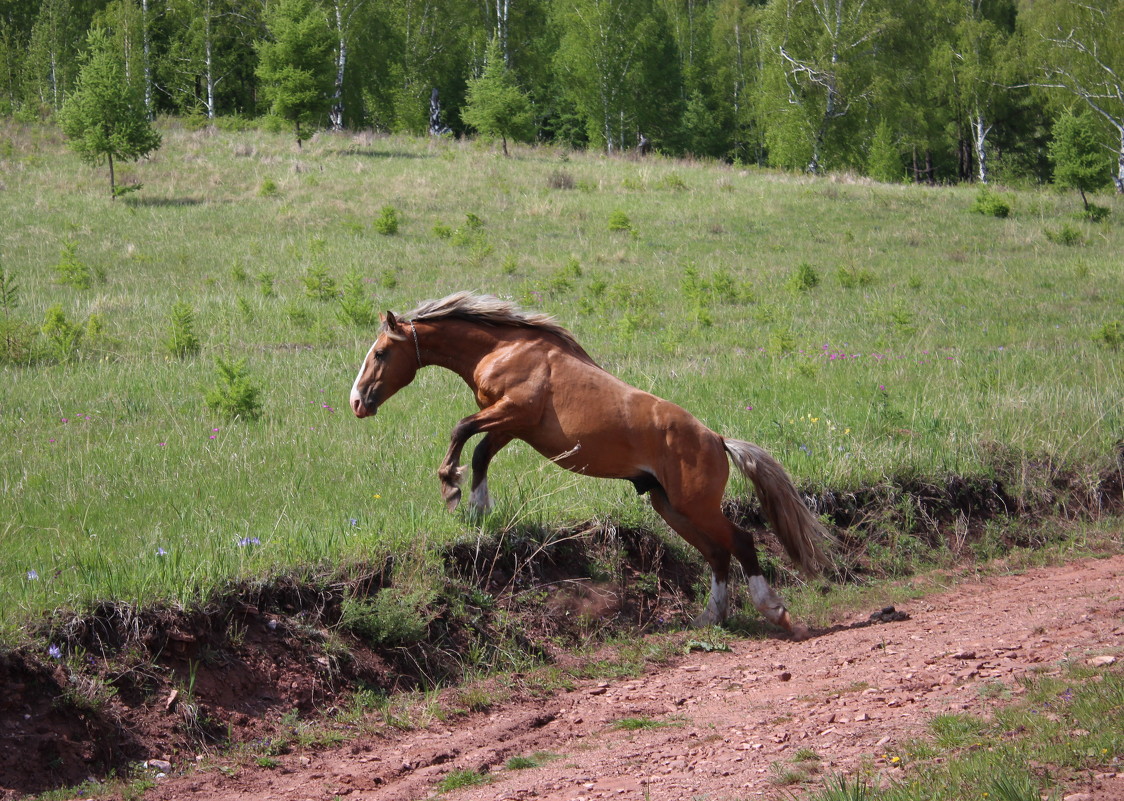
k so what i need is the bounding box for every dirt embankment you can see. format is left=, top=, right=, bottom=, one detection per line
left=3, top=554, right=1122, bottom=801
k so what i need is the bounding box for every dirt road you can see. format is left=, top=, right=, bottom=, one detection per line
left=146, top=555, right=1124, bottom=801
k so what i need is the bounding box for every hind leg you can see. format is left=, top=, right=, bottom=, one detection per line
left=652, top=488, right=804, bottom=636
left=730, top=529, right=807, bottom=640
left=648, top=489, right=732, bottom=627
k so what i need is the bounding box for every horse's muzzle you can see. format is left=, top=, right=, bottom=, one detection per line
left=350, top=394, right=377, bottom=418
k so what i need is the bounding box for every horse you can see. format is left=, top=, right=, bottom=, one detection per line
left=350, top=292, right=827, bottom=637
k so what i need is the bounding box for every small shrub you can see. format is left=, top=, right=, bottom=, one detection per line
left=54, top=242, right=102, bottom=289
left=660, top=173, right=687, bottom=191
left=230, top=261, right=248, bottom=283
left=432, top=223, right=453, bottom=239
left=501, top=256, right=518, bottom=275
left=1094, top=320, right=1122, bottom=350
left=1078, top=203, right=1110, bottom=222
left=337, top=270, right=377, bottom=327
left=257, top=271, right=276, bottom=297
left=378, top=267, right=398, bottom=289
left=301, top=264, right=338, bottom=301
left=547, top=170, right=575, bottom=190
left=205, top=356, right=263, bottom=421
left=836, top=265, right=875, bottom=288
left=235, top=296, right=255, bottom=323
left=1044, top=223, right=1082, bottom=246
left=374, top=205, right=399, bottom=235
left=787, top=262, right=820, bottom=292
left=284, top=302, right=314, bottom=329
left=607, top=209, right=632, bottom=232
left=258, top=178, right=279, bottom=197
left=339, top=588, right=435, bottom=647
left=970, top=187, right=1010, bottom=218
left=1, top=320, right=36, bottom=365
left=41, top=304, right=83, bottom=362
left=164, top=302, right=201, bottom=358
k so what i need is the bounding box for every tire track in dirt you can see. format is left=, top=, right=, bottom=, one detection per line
left=147, top=555, right=1124, bottom=801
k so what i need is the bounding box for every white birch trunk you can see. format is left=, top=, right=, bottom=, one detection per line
left=331, top=2, right=346, bottom=130
left=204, top=3, right=215, bottom=119
left=974, top=113, right=991, bottom=184
left=142, top=0, right=153, bottom=118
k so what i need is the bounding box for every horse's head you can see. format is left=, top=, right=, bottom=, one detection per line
left=350, top=312, right=421, bottom=418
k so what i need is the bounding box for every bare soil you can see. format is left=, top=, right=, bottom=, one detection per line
left=115, top=554, right=1124, bottom=801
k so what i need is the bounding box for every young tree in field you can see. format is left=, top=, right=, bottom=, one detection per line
left=255, top=0, right=335, bottom=148
left=1049, top=109, right=1111, bottom=211
left=1021, top=0, right=1124, bottom=193
left=462, top=36, right=534, bottom=155
left=58, top=28, right=162, bottom=198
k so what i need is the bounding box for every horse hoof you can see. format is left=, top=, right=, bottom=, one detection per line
left=443, top=487, right=462, bottom=512
left=789, top=623, right=810, bottom=642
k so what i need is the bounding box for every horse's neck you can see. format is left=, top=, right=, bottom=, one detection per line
left=415, top=319, right=501, bottom=387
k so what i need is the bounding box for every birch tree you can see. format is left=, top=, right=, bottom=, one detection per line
left=1021, top=0, right=1124, bottom=193
left=764, top=0, right=891, bottom=173
left=328, top=0, right=368, bottom=129
left=552, top=0, right=662, bottom=152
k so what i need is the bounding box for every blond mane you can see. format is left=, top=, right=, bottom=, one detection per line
left=405, top=292, right=589, bottom=356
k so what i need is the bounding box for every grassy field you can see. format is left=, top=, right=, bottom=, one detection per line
left=1, top=119, right=1122, bottom=637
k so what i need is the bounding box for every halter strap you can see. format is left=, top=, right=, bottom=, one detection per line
left=410, top=320, right=423, bottom=367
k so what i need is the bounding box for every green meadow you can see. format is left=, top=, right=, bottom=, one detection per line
left=1, top=120, right=1121, bottom=637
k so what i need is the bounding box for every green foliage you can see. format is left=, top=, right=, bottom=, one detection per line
left=254, top=0, right=335, bottom=147
left=0, top=267, right=14, bottom=317
left=41, top=304, right=83, bottom=363
left=339, top=588, right=435, bottom=646
left=205, top=356, right=263, bottom=420
left=437, top=769, right=490, bottom=792
left=258, top=179, right=280, bottom=198
left=607, top=210, right=632, bottom=232
left=867, top=120, right=903, bottom=183
left=970, top=187, right=1010, bottom=218
left=462, top=37, right=534, bottom=156
left=787, top=262, right=820, bottom=292
left=258, top=271, right=276, bottom=297
left=53, top=242, right=100, bottom=290
left=373, top=205, right=399, bottom=236
left=1044, top=223, right=1082, bottom=246
left=0, top=268, right=34, bottom=365
left=1079, top=203, right=1110, bottom=222
left=301, top=264, right=338, bottom=301
left=164, top=302, right=201, bottom=358
left=337, top=270, right=377, bottom=327
left=1049, top=110, right=1111, bottom=210
left=57, top=28, right=161, bottom=198
left=1094, top=321, right=1122, bottom=350
left=836, top=265, right=874, bottom=288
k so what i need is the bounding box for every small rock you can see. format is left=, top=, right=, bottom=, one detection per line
left=299, top=756, right=312, bottom=767
left=1062, top=793, right=1092, bottom=801
left=1087, top=655, right=1116, bottom=667
left=589, top=687, right=608, bottom=696
left=146, top=759, right=172, bottom=774
left=778, top=672, right=792, bottom=682
left=855, top=713, right=870, bottom=722
left=953, top=650, right=977, bottom=660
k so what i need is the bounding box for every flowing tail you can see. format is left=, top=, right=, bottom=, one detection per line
left=723, top=438, right=828, bottom=577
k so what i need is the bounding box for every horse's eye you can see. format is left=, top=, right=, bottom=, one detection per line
left=374, top=349, right=387, bottom=362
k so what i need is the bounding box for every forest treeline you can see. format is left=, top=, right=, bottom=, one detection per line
left=2, top=0, right=1123, bottom=188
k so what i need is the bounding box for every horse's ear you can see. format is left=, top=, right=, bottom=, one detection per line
left=384, top=311, right=398, bottom=330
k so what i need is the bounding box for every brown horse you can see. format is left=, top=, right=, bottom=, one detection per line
left=350, top=292, right=827, bottom=636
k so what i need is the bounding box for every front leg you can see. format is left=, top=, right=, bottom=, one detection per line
left=438, top=400, right=521, bottom=512
left=467, top=432, right=513, bottom=514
